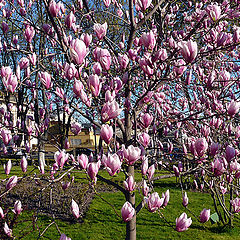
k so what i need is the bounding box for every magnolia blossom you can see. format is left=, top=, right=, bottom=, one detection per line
left=39, top=71, right=52, bottom=89
left=138, top=132, right=150, bottom=147
left=176, top=213, right=192, bottom=232
left=6, top=175, right=18, bottom=190
left=2, top=74, right=18, bottom=93
left=87, top=161, right=100, bottom=182
left=60, top=234, right=71, bottom=240
left=231, top=197, right=240, bottom=213
left=122, top=145, right=141, bottom=165
left=137, top=0, right=152, bottom=11
left=71, top=199, right=80, bottom=218
left=140, top=31, right=156, bottom=50
left=147, top=192, right=164, bottom=212
left=182, top=192, right=188, bottom=207
left=123, top=175, right=136, bottom=192
left=4, top=159, right=12, bottom=175
left=100, top=124, right=113, bottom=144
left=71, top=122, right=82, bottom=135
left=180, top=40, right=198, bottom=63
left=70, top=38, right=87, bottom=65
left=93, top=22, right=107, bottom=40
left=4, top=222, right=12, bottom=237
left=105, top=153, right=121, bottom=176
left=13, top=200, right=22, bottom=215
left=88, top=74, right=102, bottom=97
left=199, top=208, right=210, bottom=223
left=228, top=100, right=239, bottom=117
left=194, top=138, right=208, bottom=157
left=54, top=150, right=69, bottom=169
left=101, top=100, right=122, bottom=122
left=121, top=202, right=135, bottom=222
left=77, top=154, right=88, bottom=169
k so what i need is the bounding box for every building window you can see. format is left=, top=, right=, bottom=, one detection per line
left=71, top=139, right=81, bottom=146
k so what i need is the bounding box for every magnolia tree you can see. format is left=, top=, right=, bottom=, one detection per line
left=0, top=0, right=240, bottom=239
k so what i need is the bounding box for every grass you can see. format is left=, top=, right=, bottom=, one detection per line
left=1, top=166, right=240, bottom=239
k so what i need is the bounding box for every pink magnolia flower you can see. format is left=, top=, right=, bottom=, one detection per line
left=137, top=0, right=152, bottom=11
left=122, top=145, right=141, bottom=165
left=73, top=80, right=84, bottom=97
left=173, top=165, right=180, bottom=177
left=123, top=175, right=136, bottom=192
left=103, top=0, right=111, bottom=7
left=94, top=48, right=112, bottom=71
left=4, top=159, right=12, bottom=175
left=101, top=100, right=122, bottom=122
left=87, top=161, right=100, bottom=182
left=147, top=192, right=164, bottom=212
left=228, top=100, right=239, bottom=117
left=64, top=138, right=70, bottom=149
left=56, top=87, right=65, bottom=100
left=80, top=33, right=92, bottom=48
left=141, top=113, right=153, bottom=128
left=100, top=124, right=113, bottom=144
left=65, top=11, right=76, bottom=29
left=226, top=145, right=235, bottom=162
left=79, top=89, right=91, bottom=107
left=71, top=199, right=80, bottom=218
left=88, top=74, right=102, bottom=97
left=140, top=31, right=156, bottom=50
left=180, top=40, right=198, bottom=63
left=141, top=157, right=148, bottom=176
left=39, top=71, right=52, bottom=89
left=2, top=21, right=9, bottom=33
left=142, top=180, right=149, bottom=196
left=176, top=213, right=192, bottom=232
left=199, top=208, right=210, bottom=223
left=0, top=207, right=4, bottom=218
left=6, top=175, right=18, bottom=190
left=60, top=234, right=71, bottom=240
left=231, top=197, right=240, bottom=213
left=71, top=122, right=82, bottom=135
left=13, top=200, right=22, bottom=215
left=61, top=181, right=70, bottom=191
left=64, top=63, right=77, bottom=80
left=182, top=192, right=188, bottom=207
left=70, top=38, right=87, bottom=65
left=2, top=74, right=18, bottom=93
left=93, top=22, right=107, bottom=40
left=138, top=132, right=150, bottom=147
left=121, top=201, right=135, bottom=222
left=92, top=62, right=102, bottom=75
left=4, top=222, right=12, bottom=237
left=162, top=189, right=170, bottom=207
left=210, top=142, right=219, bottom=156
left=194, top=138, right=208, bottom=157
left=212, top=158, right=225, bottom=177
left=1, top=129, right=12, bottom=145
left=147, top=164, right=155, bottom=180
left=173, top=59, right=187, bottom=76
left=105, top=153, right=121, bottom=176
left=24, top=26, right=35, bottom=43
left=49, top=0, right=61, bottom=17
left=206, top=4, right=221, bottom=21
left=54, top=150, right=69, bottom=169
left=19, top=57, right=29, bottom=69
left=118, top=54, right=129, bottom=70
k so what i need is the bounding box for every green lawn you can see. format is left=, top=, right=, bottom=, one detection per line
left=1, top=166, right=240, bottom=239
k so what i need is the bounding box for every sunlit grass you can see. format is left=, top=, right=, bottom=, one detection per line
left=1, top=166, right=240, bottom=239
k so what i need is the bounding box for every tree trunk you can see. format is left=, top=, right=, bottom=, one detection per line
left=126, top=165, right=136, bottom=240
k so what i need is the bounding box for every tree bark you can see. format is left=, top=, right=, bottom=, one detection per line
left=126, top=165, right=136, bottom=240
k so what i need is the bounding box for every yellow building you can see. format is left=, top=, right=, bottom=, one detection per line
left=45, top=122, right=105, bottom=156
